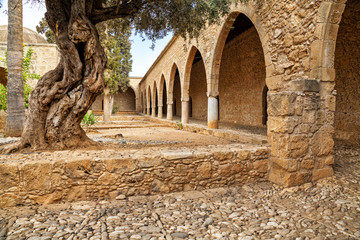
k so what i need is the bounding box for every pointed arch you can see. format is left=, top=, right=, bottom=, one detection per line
left=168, top=62, right=180, bottom=104
left=183, top=46, right=207, bottom=100
left=210, top=9, right=271, bottom=95
left=159, top=74, right=167, bottom=117
left=158, top=74, right=166, bottom=107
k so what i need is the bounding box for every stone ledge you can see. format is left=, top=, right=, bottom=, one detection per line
left=0, top=144, right=269, bottom=207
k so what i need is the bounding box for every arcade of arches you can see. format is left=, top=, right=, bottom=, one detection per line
left=138, top=0, right=359, bottom=187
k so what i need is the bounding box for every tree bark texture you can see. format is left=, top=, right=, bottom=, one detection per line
left=7, top=0, right=107, bottom=151
left=5, top=0, right=25, bottom=137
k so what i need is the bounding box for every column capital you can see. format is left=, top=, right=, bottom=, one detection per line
left=207, top=91, right=219, bottom=98
left=181, top=97, right=190, bottom=102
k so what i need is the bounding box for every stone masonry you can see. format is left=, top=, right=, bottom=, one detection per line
left=139, top=0, right=358, bottom=186
left=0, top=144, right=268, bottom=207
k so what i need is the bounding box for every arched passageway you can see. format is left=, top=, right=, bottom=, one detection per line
left=142, top=92, right=146, bottom=113
left=148, top=86, right=152, bottom=116
left=153, top=82, right=158, bottom=117
left=173, top=69, right=181, bottom=117
left=188, top=49, right=207, bottom=121
left=0, top=67, right=7, bottom=86
left=113, top=87, right=136, bottom=112
left=334, top=0, right=360, bottom=142
left=162, top=78, right=167, bottom=117
left=218, top=13, right=266, bottom=127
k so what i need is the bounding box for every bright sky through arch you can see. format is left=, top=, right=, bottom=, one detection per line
left=0, top=0, right=173, bottom=77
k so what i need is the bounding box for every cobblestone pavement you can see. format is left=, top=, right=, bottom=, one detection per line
left=0, top=143, right=359, bottom=240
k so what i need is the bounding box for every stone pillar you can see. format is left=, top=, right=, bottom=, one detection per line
left=158, top=105, right=163, bottom=118
left=267, top=79, right=334, bottom=187
left=151, top=106, right=156, bottom=117
left=103, top=87, right=111, bottom=124
left=167, top=103, right=173, bottom=120
left=207, top=96, right=218, bottom=129
left=181, top=99, right=189, bottom=124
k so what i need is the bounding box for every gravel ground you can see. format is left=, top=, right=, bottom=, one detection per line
left=0, top=143, right=359, bottom=240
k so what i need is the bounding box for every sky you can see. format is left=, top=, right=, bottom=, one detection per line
left=0, top=0, right=173, bottom=77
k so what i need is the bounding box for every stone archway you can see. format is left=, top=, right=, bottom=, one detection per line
left=159, top=74, right=167, bottom=118
left=188, top=49, right=207, bottom=121
left=0, top=67, right=7, bottom=86
left=215, top=13, right=267, bottom=128
left=182, top=46, right=207, bottom=123
left=334, top=0, right=360, bottom=142
left=147, top=86, right=152, bottom=116
left=169, top=63, right=181, bottom=119
left=152, top=81, right=158, bottom=117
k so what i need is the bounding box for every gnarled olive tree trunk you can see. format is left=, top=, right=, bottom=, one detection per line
left=7, top=0, right=107, bottom=151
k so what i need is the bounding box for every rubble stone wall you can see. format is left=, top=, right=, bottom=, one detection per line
left=0, top=145, right=268, bottom=207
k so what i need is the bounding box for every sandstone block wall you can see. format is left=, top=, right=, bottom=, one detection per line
left=0, top=145, right=268, bottom=207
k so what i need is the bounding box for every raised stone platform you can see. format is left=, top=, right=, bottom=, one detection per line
left=0, top=144, right=268, bottom=207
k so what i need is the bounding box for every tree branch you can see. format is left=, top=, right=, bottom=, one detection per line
left=90, top=0, right=145, bottom=24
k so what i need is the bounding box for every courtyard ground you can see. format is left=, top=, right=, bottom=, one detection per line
left=0, top=115, right=359, bottom=240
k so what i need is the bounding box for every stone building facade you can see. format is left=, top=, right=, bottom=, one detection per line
left=139, top=0, right=359, bottom=186
left=0, top=25, right=60, bottom=87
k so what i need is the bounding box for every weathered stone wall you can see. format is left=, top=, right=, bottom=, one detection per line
left=91, top=77, right=141, bottom=113
left=0, top=145, right=268, bottom=207
left=0, top=43, right=59, bottom=88
left=189, top=59, right=207, bottom=120
left=219, top=27, right=266, bottom=126
left=334, top=0, right=360, bottom=141
left=114, top=88, right=136, bottom=111
left=92, top=95, right=104, bottom=111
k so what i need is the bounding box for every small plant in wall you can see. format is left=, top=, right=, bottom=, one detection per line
left=176, top=121, right=183, bottom=130
left=82, top=111, right=98, bottom=132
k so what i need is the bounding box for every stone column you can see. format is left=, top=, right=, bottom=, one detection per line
left=167, top=103, right=173, bottom=120
left=267, top=79, right=334, bottom=187
left=181, top=99, right=189, bottom=124
left=207, top=96, right=218, bottom=129
left=158, top=105, right=163, bottom=118
left=151, top=106, right=156, bottom=117
left=103, top=87, right=111, bottom=124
